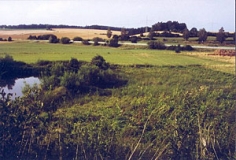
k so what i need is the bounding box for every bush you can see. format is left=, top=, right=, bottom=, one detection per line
left=27, top=35, right=37, bottom=40
left=92, top=37, right=105, bottom=42
left=147, top=41, right=166, bottom=49
left=73, top=36, right=83, bottom=41
left=69, top=58, right=80, bottom=72
left=166, top=45, right=177, bottom=50
left=37, top=34, right=57, bottom=40
left=60, top=71, right=81, bottom=90
left=82, top=40, right=90, bottom=45
left=60, top=37, right=71, bottom=44
left=7, top=37, right=12, bottom=41
left=108, top=35, right=119, bottom=47
left=183, top=45, right=194, bottom=51
left=130, top=36, right=138, bottom=43
left=91, top=55, right=109, bottom=70
left=175, top=44, right=181, bottom=53
left=49, top=35, right=59, bottom=43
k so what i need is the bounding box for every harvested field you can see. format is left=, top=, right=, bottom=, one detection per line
left=209, top=49, right=236, bottom=56
left=0, top=28, right=120, bottom=40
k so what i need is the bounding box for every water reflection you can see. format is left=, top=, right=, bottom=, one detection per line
left=0, top=77, right=40, bottom=98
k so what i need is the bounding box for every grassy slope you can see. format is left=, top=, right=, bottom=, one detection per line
left=54, top=65, right=235, bottom=159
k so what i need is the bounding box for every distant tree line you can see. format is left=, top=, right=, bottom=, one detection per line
left=152, top=21, right=187, bottom=32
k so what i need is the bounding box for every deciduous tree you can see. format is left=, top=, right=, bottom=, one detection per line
left=148, top=28, right=155, bottom=40
left=198, top=28, right=207, bottom=43
left=183, top=28, right=190, bottom=41
left=216, top=27, right=225, bottom=44
left=190, top=27, right=198, bottom=37
left=107, top=28, right=112, bottom=39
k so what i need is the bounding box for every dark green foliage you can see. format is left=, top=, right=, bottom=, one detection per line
left=49, top=35, right=59, bottom=43
left=60, top=37, right=71, bottom=44
left=130, top=36, right=138, bottom=43
left=216, top=27, right=225, bottom=44
left=41, top=56, right=123, bottom=94
left=82, top=40, right=90, bottom=45
left=120, top=28, right=129, bottom=41
left=198, top=28, right=208, bottom=43
left=37, top=34, right=57, bottom=40
left=27, top=35, right=37, bottom=40
left=175, top=44, right=181, bottom=53
left=183, top=28, right=190, bottom=40
left=92, top=37, right=104, bottom=46
left=92, top=37, right=105, bottom=42
left=147, top=41, right=166, bottom=49
left=73, top=36, right=83, bottom=41
left=108, top=35, right=119, bottom=47
left=0, top=55, right=38, bottom=78
left=183, top=45, right=194, bottom=51
left=190, top=27, right=198, bottom=37
left=91, top=55, right=109, bottom=70
left=69, top=58, right=80, bottom=72
left=152, top=21, right=187, bottom=32
left=7, top=37, right=12, bottom=41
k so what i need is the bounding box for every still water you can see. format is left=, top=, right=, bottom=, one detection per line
left=0, top=77, right=40, bottom=98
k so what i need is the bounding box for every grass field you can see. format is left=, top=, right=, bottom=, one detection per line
left=0, top=41, right=234, bottom=74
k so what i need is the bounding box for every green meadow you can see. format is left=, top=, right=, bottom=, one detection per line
left=0, top=41, right=233, bottom=73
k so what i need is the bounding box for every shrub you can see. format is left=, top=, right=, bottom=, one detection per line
left=92, top=37, right=105, bottom=42
left=7, top=37, right=12, bottom=41
left=73, top=36, right=83, bottom=41
left=175, top=44, right=181, bottom=53
left=27, top=35, right=37, bottom=40
left=69, top=58, right=80, bottom=72
left=108, top=35, right=119, bottom=47
left=37, top=34, right=57, bottom=40
left=183, top=45, right=194, bottom=51
left=147, top=41, right=166, bottom=49
left=82, top=40, right=90, bottom=45
left=60, top=71, right=81, bottom=91
left=60, top=37, right=71, bottom=44
left=166, top=45, right=177, bottom=50
left=130, top=36, right=138, bottom=43
left=91, top=55, right=109, bottom=70
left=49, top=36, right=59, bottom=43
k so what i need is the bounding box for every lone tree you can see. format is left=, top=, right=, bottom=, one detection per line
left=120, top=28, right=129, bottom=41
left=107, top=28, right=112, bottom=39
left=7, top=37, right=12, bottom=41
left=183, top=28, right=190, bottom=41
left=216, top=27, right=225, bottom=44
left=198, top=28, right=208, bottom=43
left=190, top=27, right=198, bottom=37
left=108, top=35, right=119, bottom=47
left=148, top=28, right=155, bottom=40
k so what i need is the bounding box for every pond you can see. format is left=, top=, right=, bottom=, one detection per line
left=0, top=77, right=40, bottom=99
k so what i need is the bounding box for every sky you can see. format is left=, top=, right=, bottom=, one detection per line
left=0, top=0, right=235, bottom=32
